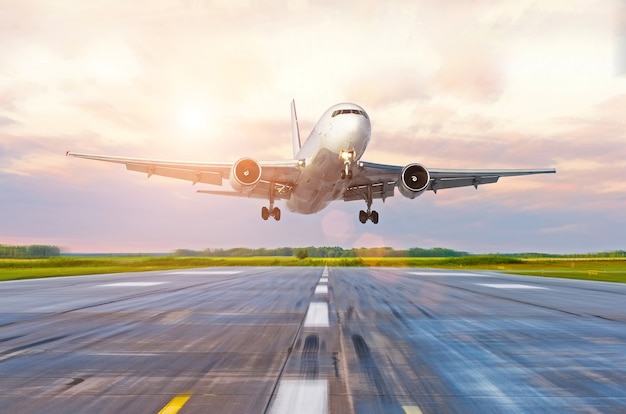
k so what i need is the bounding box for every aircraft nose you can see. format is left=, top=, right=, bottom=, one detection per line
left=337, top=114, right=370, bottom=139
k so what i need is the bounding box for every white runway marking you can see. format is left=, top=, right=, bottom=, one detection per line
left=408, top=271, right=482, bottom=277
left=304, top=302, right=329, bottom=327
left=167, top=270, right=242, bottom=275
left=90, top=352, right=163, bottom=357
left=315, top=285, right=328, bottom=294
left=478, top=283, right=547, bottom=290
left=269, top=379, right=328, bottom=414
left=319, top=277, right=328, bottom=284
left=99, top=282, right=165, bottom=287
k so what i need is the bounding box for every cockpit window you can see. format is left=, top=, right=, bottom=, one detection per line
left=331, top=109, right=369, bottom=119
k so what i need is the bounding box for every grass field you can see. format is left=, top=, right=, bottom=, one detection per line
left=1, top=256, right=626, bottom=283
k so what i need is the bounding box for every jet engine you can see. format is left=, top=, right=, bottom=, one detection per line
left=398, top=163, right=430, bottom=199
left=230, top=157, right=262, bottom=192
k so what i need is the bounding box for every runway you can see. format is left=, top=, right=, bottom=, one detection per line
left=1, top=267, right=626, bottom=413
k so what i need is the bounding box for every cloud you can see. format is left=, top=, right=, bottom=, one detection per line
left=0, top=115, right=16, bottom=127
left=1, top=0, right=625, bottom=253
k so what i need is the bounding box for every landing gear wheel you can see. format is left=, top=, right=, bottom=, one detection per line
left=359, top=210, right=368, bottom=224
left=358, top=184, right=380, bottom=224
left=371, top=210, right=379, bottom=224
left=341, top=170, right=346, bottom=179
left=261, top=206, right=270, bottom=220
left=347, top=170, right=353, bottom=179
left=273, top=207, right=281, bottom=221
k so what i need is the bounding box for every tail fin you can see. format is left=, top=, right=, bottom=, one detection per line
left=291, top=99, right=301, bottom=158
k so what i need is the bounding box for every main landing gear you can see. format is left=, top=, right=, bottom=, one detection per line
left=262, top=184, right=281, bottom=221
left=359, top=209, right=378, bottom=224
left=358, top=185, right=379, bottom=224
left=261, top=206, right=281, bottom=221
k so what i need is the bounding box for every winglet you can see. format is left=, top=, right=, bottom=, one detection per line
left=291, top=99, right=301, bottom=158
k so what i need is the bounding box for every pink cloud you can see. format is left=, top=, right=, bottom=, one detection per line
left=1, top=1, right=624, bottom=254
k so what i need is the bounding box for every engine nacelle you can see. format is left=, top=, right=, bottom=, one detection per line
left=398, top=163, right=430, bottom=199
left=230, top=157, right=262, bottom=192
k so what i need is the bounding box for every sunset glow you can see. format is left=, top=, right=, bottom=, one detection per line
left=1, top=1, right=625, bottom=254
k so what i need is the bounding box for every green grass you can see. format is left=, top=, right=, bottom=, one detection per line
left=1, top=256, right=626, bottom=283
left=0, top=256, right=331, bottom=281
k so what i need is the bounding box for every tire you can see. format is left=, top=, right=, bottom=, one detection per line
left=371, top=211, right=379, bottom=224
left=261, top=206, right=270, bottom=220
left=359, top=210, right=368, bottom=224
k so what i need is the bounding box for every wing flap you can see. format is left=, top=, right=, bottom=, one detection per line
left=429, top=175, right=499, bottom=191
left=126, top=163, right=223, bottom=185
left=343, top=181, right=396, bottom=202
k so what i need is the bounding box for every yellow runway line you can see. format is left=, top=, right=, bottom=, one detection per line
left=158, top=394, right=191, bottom=414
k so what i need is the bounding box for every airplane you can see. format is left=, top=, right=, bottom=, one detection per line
left=67, top=101, right=556, bottom=224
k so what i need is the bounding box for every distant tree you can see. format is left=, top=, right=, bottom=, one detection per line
left=173, top=249, right=199, bottom=257
left=26, top=245, right=60, bottom=257
left=0, top=245, right=60, bottom=258
left=408, top=247, right=469, bottom=257
left=296, top=249, right=309, bottom=259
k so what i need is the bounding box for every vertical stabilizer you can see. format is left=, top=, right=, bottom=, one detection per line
left=291, top=99, right=301, bottom=158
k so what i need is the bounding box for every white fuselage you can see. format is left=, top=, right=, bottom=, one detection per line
left=286, top=103, right=371, bottom=214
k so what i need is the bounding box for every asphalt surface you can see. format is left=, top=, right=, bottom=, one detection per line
left=1, top=267, right=626, bottom=413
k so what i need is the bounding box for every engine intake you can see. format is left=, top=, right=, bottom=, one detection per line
left=230, top=158, right=262, bottom=192
left=398, top=163, right=430, bottom=199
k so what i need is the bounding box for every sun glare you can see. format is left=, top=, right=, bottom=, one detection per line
left=177, top=103, right=209, bottom=133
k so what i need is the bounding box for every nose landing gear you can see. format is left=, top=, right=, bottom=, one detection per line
left=339, top=149, right=355, bottom=180
left=341, top=163, right=353, bottom=180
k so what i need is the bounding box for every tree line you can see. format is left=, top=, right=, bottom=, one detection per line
left=172, top=247, right=626, bottom=259
left=0, top=245, right=61, bottom=258
left=2, top=244, right=624, bottom=259
left=173, top=246, right=471, bottom=258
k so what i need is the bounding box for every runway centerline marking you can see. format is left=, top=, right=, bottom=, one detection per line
left=268, top=379, right=328, bottom=414
left=315, top=285, right=328, bottom=294
left=304, top=302, right=329, bottom=327
left=408, top=271, right=483, bottom=277
left=98, top=282, right=165, bottom=287
left=158, top=393, right=191, bottom=414
left=477, top=283, right=547, bottom=290
left=167, top=270, right=242, bottom=275
left=319, top=277, right=328, bottom=284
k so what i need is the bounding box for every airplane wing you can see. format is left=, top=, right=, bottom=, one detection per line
left=343, top=160, right=556, bottom=202
left=66, top=152, right=301, bottom=200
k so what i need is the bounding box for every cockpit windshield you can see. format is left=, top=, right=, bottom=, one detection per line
left=331, top=109, right=369, bottom=119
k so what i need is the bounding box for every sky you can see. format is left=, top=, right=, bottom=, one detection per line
left=1, top=0, right=625, bottom=254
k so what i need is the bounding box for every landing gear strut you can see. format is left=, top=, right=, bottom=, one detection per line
left=262, top=184, right=281, bottom=221
left=358, top=185, right=379, bottom=224
left=341, top=162, right=353, bottom=180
